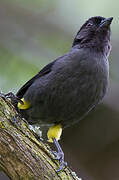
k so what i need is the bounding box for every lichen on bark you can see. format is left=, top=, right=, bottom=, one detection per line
left=0, top=96, right=80, bottom=180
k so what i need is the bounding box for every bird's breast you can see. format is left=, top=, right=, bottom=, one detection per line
left=23, top=52, right=109, bottom=126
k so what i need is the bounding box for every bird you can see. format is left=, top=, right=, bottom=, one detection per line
left=5, top=16, right=113, bottom=172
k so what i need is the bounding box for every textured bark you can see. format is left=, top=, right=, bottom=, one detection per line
left=0, top=95, right=80, bottom=180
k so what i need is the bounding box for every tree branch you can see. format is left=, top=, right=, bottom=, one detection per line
left=0, top=95, right=80, bottom=180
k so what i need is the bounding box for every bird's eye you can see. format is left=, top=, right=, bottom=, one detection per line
left=86, top=22, right=93, bottom=27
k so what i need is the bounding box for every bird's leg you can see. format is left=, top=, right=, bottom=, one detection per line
left=0, top=92, right=23, bottom=104
left=53, top=138, right=67, bottom=172
left=47, top=124, right=67, bottom=172
left=0, top=92, right=24, bottom=126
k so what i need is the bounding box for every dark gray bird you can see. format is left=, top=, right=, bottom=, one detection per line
left=8, top=16, right=113, bottom=171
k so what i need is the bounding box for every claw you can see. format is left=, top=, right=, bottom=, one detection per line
left=52, top=138, right=67, bottom=172
left=57, top=161, right=67, bottom=172
left=4, top=92, right=23, bottom=104
left=52, top=151, right=63, bottom=160
left=0, top=92, right=7, bottom=100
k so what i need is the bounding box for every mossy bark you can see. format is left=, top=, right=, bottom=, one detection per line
left=0, top=96, right=79, bottom=180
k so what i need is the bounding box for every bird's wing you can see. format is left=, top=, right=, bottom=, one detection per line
left=16, top=60, right=56, bottom=98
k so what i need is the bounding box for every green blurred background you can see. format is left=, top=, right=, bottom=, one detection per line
left=0, top=0, right=119, bottom=180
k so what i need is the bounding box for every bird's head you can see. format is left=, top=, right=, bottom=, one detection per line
left=72, top=16, right=113, bottom=55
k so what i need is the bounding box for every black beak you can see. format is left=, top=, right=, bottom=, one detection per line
left=98, top=17, right=113, bottom=29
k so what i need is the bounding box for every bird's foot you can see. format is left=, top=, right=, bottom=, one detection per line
left=52, top=138, right=67, bottom=172
left=0, top=92, right=8, bottom=100
left=3, top=92, right=23, bottom=104
left=0, top=92, right=22, bottom=126
left=52, top=150, right=67, bottom=172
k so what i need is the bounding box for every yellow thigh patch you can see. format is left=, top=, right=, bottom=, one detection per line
left=47, top=124, right=62, bottom=143
left=17, top=98, right=31, bottom=110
